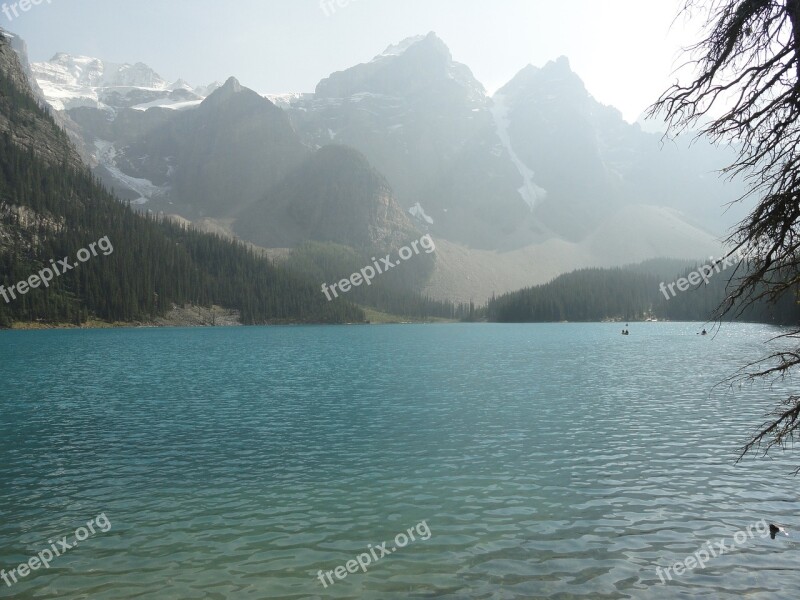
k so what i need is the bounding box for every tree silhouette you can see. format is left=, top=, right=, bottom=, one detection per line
left=650, top=0, right=800, bottom=467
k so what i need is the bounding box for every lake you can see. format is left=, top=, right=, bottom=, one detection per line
left=1, top=323, right=798, bottom=599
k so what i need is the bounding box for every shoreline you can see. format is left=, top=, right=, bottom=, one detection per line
left=2, top=305, right=460, bottom=330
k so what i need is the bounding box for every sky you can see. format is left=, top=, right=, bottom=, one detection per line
left=3, top=0, right=702, bottom=122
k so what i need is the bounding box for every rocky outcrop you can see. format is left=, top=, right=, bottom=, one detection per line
left=0, top=32, right=84, bottom=170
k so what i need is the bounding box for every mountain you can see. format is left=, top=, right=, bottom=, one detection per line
left=285, top=35, right=741, bottom=250
left=31, top=52, right=217, bottom=112
left=236, top=145, right=418, bottom=250
left=66, top=76, right=308, bottom=216
left=495, top=57, right=748, bottom=241
left=23, top=33, right=740, bottom=303
left=0, top=32, right=364, bottom=327
left=493, top=57, right=623, bottom=240
left=288, top=32, right=522, bottom=248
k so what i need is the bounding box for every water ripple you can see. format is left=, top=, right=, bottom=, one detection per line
left=1, top=323, right=799, bottom=599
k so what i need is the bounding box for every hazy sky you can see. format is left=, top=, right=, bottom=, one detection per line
left=5, top=0, right=700, bottom=122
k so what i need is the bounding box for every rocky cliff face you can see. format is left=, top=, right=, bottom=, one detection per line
left=0, top=32, right=84, bottom=171
left=236, top=145, right=419, bottom=250
left=0, top=34, right=77, bottom=258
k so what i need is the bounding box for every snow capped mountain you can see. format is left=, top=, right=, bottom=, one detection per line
left=82, top=76, right=308, bottom=216
left=26, top=33, right=738, bottom=265
left=39, top=53, right=166, bottom=88
left=31, top=53, right=214, bottom=112
left=32, top=52, right=299, bottom=114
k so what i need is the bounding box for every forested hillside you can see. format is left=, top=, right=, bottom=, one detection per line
left=0, top=43, right=364, bottom=327
left=487, top=263, right=800, bottom=325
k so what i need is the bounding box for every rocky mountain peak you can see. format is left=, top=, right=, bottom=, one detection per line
left=315, top=32, right=484, bottom=100
left=498, top=55, right=588, bottom=107
left=199, top=76, right=276, bottom=114
left=220, top=76, right=243, bottom=93
left=377, top=31, right=450, bottom=61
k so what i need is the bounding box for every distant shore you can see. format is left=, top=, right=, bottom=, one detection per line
left=3, top=304, right=459, bottom=330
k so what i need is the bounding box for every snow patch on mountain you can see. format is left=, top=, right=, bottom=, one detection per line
left=490, top=93, right=547, bottom=211
left=170, top=79, right=193, bottom=92
left=131, top=98, right=204, bottom=112
left=409, top=202, right=434, bottom=224
left=264, top=92, right=307, bottom=109
left=94, top=140, right=169, bottom=205
left=33, top=58, right=108, bottom=111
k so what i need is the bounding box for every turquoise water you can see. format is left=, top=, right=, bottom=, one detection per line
left=1, top=323, right=799, bottom=599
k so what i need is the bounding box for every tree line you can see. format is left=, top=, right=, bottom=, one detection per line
left=486, top=263, right=800, bottom=325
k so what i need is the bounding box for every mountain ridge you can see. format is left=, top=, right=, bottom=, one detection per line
left=16, top=32, right=738, bottom=303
